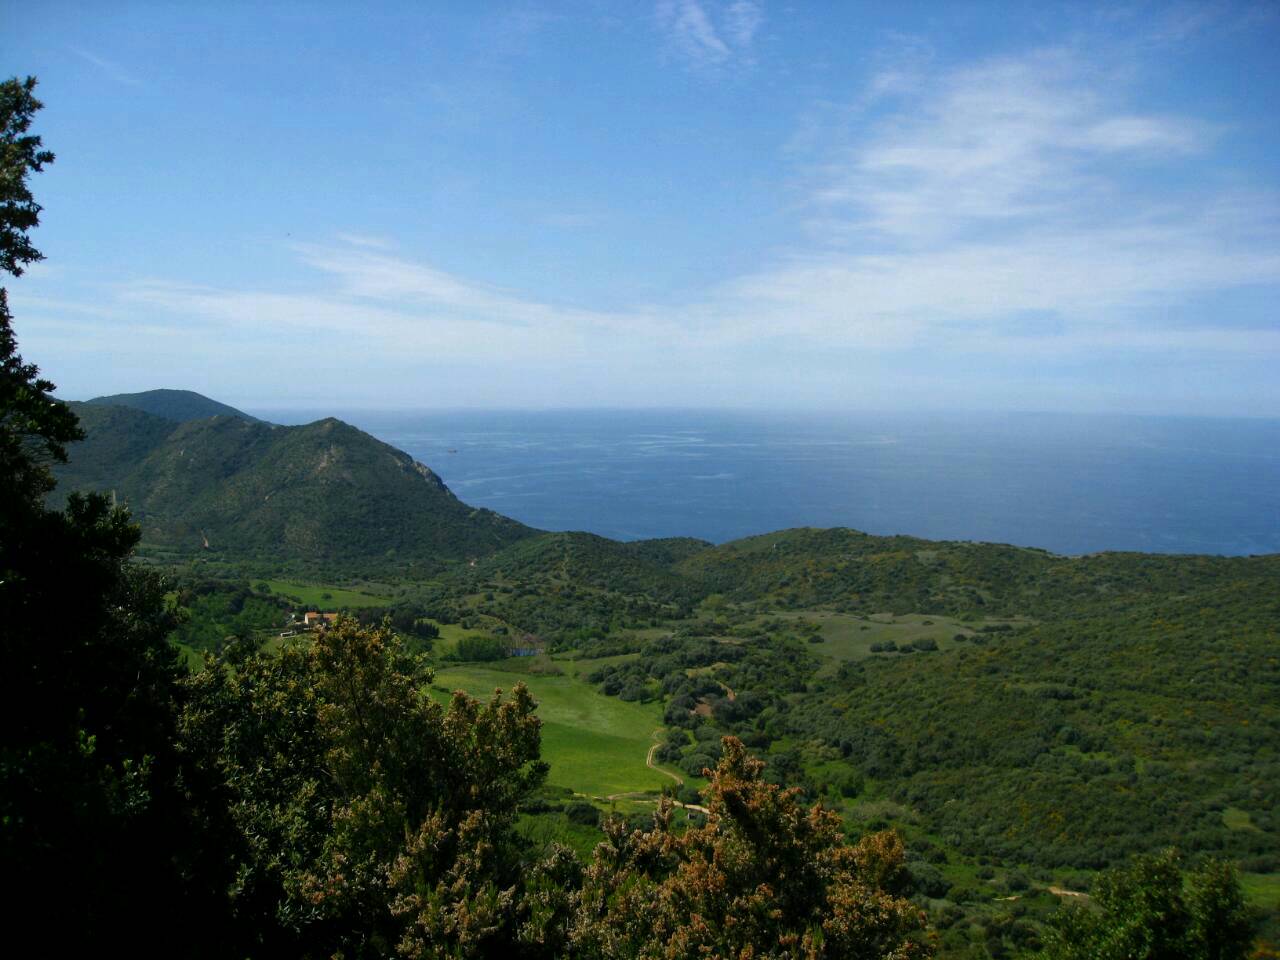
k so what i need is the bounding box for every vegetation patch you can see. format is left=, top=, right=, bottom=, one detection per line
left=261, top=579, right=393, bottom=609
left=431, top=665, right=671, bottom=797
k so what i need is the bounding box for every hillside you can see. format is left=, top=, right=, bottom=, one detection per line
left=85, top=388, right=261, bottom=423
left=54, top=403, right=536, bottom=570
left=44, top=391, right=1280, bottom=952
left=421, top=525, right=1280, bottom=896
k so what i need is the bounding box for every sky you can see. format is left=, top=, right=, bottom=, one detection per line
left=4, top=1, right=1280, bottom=414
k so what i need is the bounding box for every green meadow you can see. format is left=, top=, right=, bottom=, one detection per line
left=430, top=664, right=677, bottom=798
left=760, top=609, right=1030, bottom=664
left=260, top=579, right=393, bottom=609
left=1242, top=872, right=1280, bottom=911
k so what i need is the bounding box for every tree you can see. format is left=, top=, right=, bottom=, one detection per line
left=179, top=618, right=548, bottom=957
left=570, top=736, right=934, bottom=958
left=0, top=76, right=229, bottom=954
left=1037, top=849, right=1255, bottom=960
left=0, top=76, right=80, bottom=504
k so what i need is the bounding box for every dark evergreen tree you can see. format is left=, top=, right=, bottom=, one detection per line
left=0, top=76, right=231, bottom=955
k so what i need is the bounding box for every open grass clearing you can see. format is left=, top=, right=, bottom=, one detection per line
left=260, top=579, right=393, bottom=609
left=430, top=664, right=674, bottom=798
left=550, top=651, right=642, bottom=680
left=1241, top=872, right=1280, bottom=909
left=758, top=609, right=1032, bottom=665
left=428, top=621, right=496, bottom=658
left=1222, top=807, right=1262, bottom=832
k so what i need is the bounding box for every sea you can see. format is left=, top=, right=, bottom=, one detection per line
left=256, top=409, right=1280, bottom=557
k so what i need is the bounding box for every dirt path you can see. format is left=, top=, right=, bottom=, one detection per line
left=594, top=731, right=711, bottom=815
left=647, top=729, right=683, bottom=785
left=1048, top=886, right=1089, bottom=899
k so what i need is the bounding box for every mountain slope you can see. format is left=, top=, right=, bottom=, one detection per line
left=55, top=403, right=536, bottom=569
left=85, top=388, right=260, bottom=423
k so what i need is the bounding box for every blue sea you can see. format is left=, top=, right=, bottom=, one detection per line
left=258, top=409, right=1280, bottom=557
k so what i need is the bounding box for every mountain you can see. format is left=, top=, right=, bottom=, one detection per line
left=55, top=402, right=536, bottom=570
left=85, top=388, right=261, bottom=423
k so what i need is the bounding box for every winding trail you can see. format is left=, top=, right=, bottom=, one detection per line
left=646, top=729, right=684, bottom=786
left=595, top=730, right=710, bottom=815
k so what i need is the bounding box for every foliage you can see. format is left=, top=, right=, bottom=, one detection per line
left=169, top=578, right=291, bottom=653
left=179, top=618, right=548, bottom=957
left=788, top=576, right=1280, bottom=871
left=569, top=737, right=934, bottom=958
left=0, top=74, right=228, bottom=953
left=1036, top=850, right=1254, bottom=960
left=423, top=531, right=708, bottom=643
left=455, top=634, right=509, bottom=661
left=0, top=75, right=53, bottom=275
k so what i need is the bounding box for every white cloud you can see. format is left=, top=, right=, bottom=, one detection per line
left=333, top=232, right=396, bottom=250
left=68, top=46, right=140, bottom=86
left=19, top=42, right=1280, bottom=411
left=724, top=1, right=763, bottom=50
left=730, top=46, right=1280, bottom=353
left=656, top=0, right=762, bottom=70
left=802, top=50, right=1220, bottom=246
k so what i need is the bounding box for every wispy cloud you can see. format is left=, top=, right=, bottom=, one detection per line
left=803, top=50, right=1213, bottom=248
left=724, top=1, right=763, bottom=51
left=18, top=38, right=1280, bottom=411
left=68, top=46, right=140, bottom=86
left=656, top=0, right=763, bottom=70
left=732, top=44, right=1279, bottom=357
left=333, top=232, right=396, bottom=251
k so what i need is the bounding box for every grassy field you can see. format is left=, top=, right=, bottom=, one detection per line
left=428, top=621, right=495, bottom=658
left=1242, top=871, right=1280, bottom=910
left=551, top=651, right=642, bottom=680
left=430, top=664, right=675, bottom=798
left=261, top=579, right=393, bottom=609
left=759, top=610, right=1030, bottom=666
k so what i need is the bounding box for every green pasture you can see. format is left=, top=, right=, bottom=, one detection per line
left=1241, top=872, right=1280, bottom=910
left=1223, top=807, right=1262, bottom=832
left=428, top=621, right=494, bottom=658
left=761, top=609, right=1031, bottom=664
left=550, top=651, right=642, bottom=680
left=430, top=664, right=674, bottom=798
left=260, top=579, right=393, bottom=609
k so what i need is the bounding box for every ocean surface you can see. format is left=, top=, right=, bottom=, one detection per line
left=257, top=409, right=1280, bottom=556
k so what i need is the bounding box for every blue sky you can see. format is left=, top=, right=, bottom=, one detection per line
left=5, top=1, right=1279, bottom=414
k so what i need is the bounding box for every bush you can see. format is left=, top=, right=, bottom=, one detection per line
left=565, top=801, right=600, bottom=827
left=454, top=635, right=505, bottom=661
left=907, top=861, right=949, bottom=898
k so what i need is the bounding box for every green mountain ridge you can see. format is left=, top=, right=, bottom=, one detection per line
left=54, top=402, right=536, bottom=570
left=85, top=387, right=262, bottom=423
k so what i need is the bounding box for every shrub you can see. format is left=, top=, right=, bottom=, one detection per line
left=565, top=801, right=600, bottom=827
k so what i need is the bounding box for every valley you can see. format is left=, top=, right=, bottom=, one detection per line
left=51, top=390, right=1280, bottom=956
